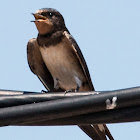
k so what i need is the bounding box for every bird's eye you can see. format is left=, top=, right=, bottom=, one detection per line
left=48, top=12, right=53, bottom=17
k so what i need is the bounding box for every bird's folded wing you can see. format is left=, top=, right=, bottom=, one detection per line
left=63, top=31, right=94, bottom=91
left=27, top=38, right=54, bottom=91
left=63, top=31, right=114, bottom=140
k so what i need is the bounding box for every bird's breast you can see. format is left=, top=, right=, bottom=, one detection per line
left=39, top=37, right=86, bottom=90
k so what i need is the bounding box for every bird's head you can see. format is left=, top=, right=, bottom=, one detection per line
left=32, top=8, right=66, bottom=35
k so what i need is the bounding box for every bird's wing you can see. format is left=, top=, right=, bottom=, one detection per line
left=27, top=38, right=54, bottom=91
left=63, top=31, right=114, bottom=140
left=63, top=31, right=94, bottom=91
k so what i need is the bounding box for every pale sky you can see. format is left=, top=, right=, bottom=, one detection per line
left=0, top=0, right=140, bottom=140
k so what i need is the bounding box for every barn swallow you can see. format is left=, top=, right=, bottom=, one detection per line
left=27, top=8, right=114, bottom=140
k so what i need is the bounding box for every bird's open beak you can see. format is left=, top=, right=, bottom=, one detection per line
left=31, top=13, right=47, bottom=22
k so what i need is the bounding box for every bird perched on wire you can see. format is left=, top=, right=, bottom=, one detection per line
left=27, top=8, right=114, bottom=140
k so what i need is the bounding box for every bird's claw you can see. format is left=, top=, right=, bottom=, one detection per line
left=64, top=89, right=77, bottom=95
left=41, top=90, right=48, bottom=93
left=64, top=90, right=72, bottom=95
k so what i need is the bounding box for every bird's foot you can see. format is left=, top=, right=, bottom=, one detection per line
left=41, top=90, right=48, bottom=93
left=64, top=85, right=80, bottom=95
left=64, top=89, right=73, bottom=95
left=64, top=89, right=77, bottom=95
left=75, top=85, right=79, bottom=92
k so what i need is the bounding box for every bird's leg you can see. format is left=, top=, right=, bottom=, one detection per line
left=41, top=90, right=47, bottom=93
left=75, top=84, right=80, bottom=92
left=64, top=85, right=80, bottom=95
left=41, top=90, right=52, bottom=93
left=64, top=89, right=73, bottom=95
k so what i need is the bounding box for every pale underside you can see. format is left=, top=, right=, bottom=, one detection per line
left=39, top=36, right=86, bottom=91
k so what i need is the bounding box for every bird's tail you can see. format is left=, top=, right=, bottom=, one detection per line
left=79, top=124, right=114, bottom=140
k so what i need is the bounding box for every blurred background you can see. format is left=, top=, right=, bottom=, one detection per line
left=0, top=0, right=140, bottom=139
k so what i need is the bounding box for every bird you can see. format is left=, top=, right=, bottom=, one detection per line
left=27, top=8, right=114, bottom=140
